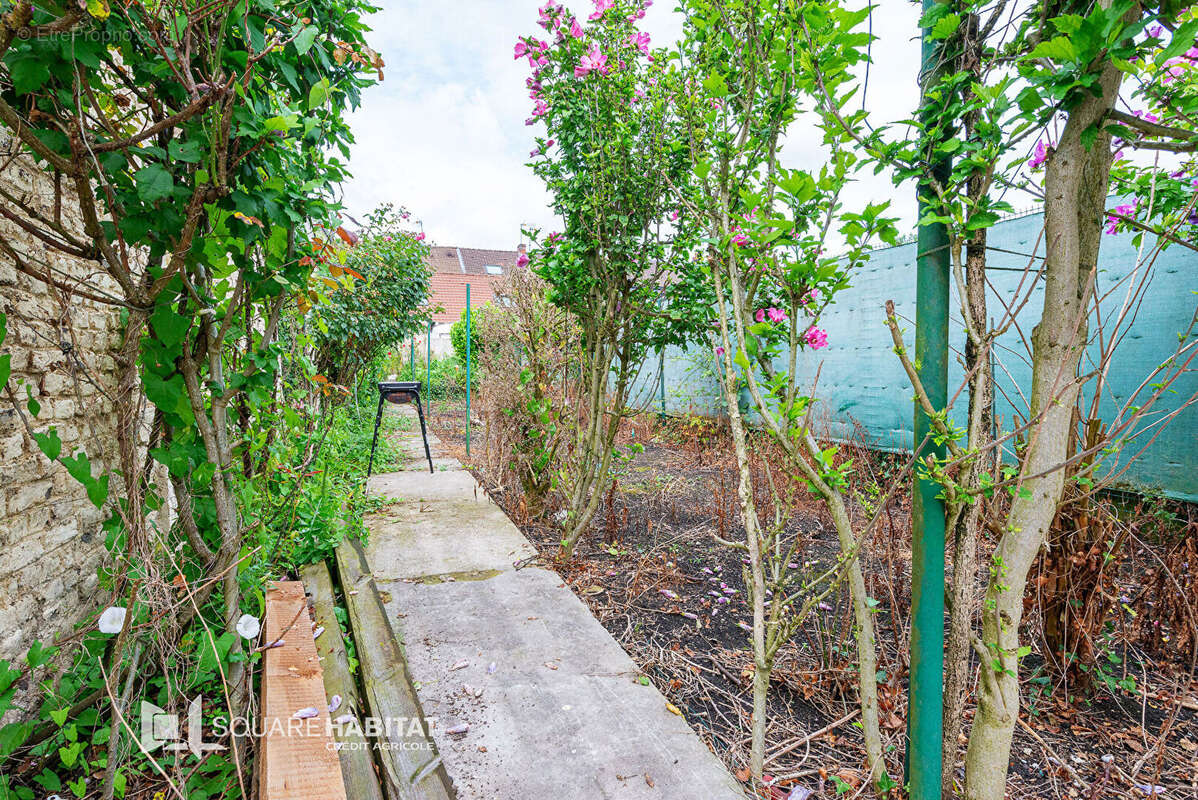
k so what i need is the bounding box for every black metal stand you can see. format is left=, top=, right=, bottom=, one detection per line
left=367, top=381, right=434, bottom=476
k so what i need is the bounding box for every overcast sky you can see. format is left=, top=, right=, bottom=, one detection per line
left=340, top=1, right=925, bottom=250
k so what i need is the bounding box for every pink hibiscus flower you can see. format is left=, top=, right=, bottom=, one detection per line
left=588, top=0, right=614, bottom=20
left=575, top=44, right=609, bottom=77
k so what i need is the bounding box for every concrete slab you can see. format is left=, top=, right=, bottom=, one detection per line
left=364, top=413, right=746, bottom=799
left=364, top=506, right=536, bottom=579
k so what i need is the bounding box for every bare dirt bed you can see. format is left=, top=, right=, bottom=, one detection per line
left=424, top=398, right=1197, bottom=799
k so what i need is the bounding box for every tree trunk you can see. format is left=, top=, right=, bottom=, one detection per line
left=943, top=224, right=993, bottom=794
left=808, top=433, right=885, bottom=786
left=962, top=56, right=1120, bottom=800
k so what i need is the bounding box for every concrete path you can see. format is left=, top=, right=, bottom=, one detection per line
left=363, top=406, right=745, bottom=799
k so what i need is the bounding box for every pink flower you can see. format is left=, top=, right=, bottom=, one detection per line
left=1028, top=139, right=1051, bottom=170
left=1105, top=201, right=1138, bottom=235
left=802, top=287, right=821, bottom=306
left=575, top=44, right=608, bottom=77
left=514, top=41, right=529, bottom=60
left=669, top=209, right=680, bottom=221
left=754, top=308, right=765, bottom=323
left=569, top=18, right=584, bottom=38
left=715, top=345, right=725, bottom=356
left=804, top=326, right=828, bottom=350
left=767, top=307, right=786, bottom=323
left=532, top=99, right=549, bottom=117
left=588, top=0, right=614, bottom=20
left=731, top=230, right=748, bottom=247
left=415, top=232, right=426, bottom=242
left=629, top=31, right=651, bottom=55
left=516, top=252, right=530, bottom=268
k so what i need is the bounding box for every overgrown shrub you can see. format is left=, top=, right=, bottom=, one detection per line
left=473, top=270, right=576, bottom=515
left=449, top=303, right=492, bottom=370
left=314, top=205, right=432, bottom=387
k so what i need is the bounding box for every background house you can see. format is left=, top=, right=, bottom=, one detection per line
left=422, top=244, right=525, bottom=356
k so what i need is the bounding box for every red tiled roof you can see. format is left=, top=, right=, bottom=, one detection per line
left=425, top=245, right=525, bottom=322
left=426, top=246, right=523, bottom=276
left=428, top=272, right=502, bottom=323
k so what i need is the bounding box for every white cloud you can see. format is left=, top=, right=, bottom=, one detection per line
left=340, top=1, right=923, bottom=248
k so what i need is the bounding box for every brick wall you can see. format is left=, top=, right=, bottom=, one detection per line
left=0, top=141, right=124, bottom=666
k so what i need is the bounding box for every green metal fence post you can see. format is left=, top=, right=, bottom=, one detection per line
left=908, top=2, right=951, bottom=798
left=465, top=284, right=471, bottom=456
left=658, top=347, right=666, bottom=418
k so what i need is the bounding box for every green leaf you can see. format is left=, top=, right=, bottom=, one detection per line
left=25, top=640, right=55, bottom=670
left=293, top=26, right=319, bottom=55
left=308, top=78, right=330, bottom=109
left=702, top=73, right=728, bottom=98
left=1029, top=37, right=1076, bottom=62
left=0, top=721, right=32, bottom=758
left=58, top=740, right=84, bottom=768
left=33, top=428, right=62, bottom=461
left=930, top=12, right=961, bottom=40
left=966, top=210, right=1000, bottom=230
left=134, top=165, right=175, bottom=203
left=167, top=140, right=202, bottom=163
left=1158, top=20, right=1198, bottom=63
left=8, top=57, right=50, bottom=95
left=150, top=305, right=190, bottom=348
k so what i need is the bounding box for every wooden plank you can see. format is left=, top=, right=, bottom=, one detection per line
left=258, top=580, right=348, bottom=800
left=335, top=539, right=453, bottom=800
left=300, top=561, right=386, bottom=800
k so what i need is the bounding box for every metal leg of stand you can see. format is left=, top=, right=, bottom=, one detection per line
left=413, top=392, right=434, bottom=474
left=367, top=392, right=386, bottom=477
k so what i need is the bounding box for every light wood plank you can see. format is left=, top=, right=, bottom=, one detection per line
left=301, top=561, right=386, bottom=800
left=258, top=580, right=347, bottom=800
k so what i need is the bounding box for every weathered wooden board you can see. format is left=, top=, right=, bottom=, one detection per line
left=300, top=561, right=386, bottom=800
left=335, top=539, right=452, bottom=800
left=258, top=580, right=347, bottom=800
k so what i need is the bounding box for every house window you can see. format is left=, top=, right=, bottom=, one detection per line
left=484, top=265, right=503, bottom=275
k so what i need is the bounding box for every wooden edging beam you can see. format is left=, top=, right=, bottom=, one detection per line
left=258, top=580, right=347, bottom=800
left=334, top=539, right=453, bottom=800
left=301, top=561, right=386, bottom=800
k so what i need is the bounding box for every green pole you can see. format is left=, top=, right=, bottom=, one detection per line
left=465, top=284, right=471, bottom=456
left=908, top=2, right=951, bottom=798
left=658, top=347, right=666, bottom=418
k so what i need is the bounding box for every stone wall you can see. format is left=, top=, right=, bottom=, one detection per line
left=0, top=142, right=123, bottom=666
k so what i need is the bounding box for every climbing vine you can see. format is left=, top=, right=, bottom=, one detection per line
left=0, top=0, right=391, bottom=796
